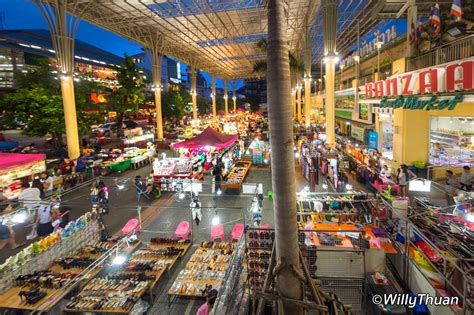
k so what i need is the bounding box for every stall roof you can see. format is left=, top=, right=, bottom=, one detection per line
left=172, top=127, right=238, bottom=149
left=0, top=153, right=46, bottom=170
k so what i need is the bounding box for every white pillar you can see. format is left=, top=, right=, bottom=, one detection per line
left=211, top=75, right=216, bottom=117
left=224, top=79, right=228, bottom=115
left=190, top=67, right=197, bottom=120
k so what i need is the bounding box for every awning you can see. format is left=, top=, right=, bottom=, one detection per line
left=0, top=153, right=46, bottom=170
left=172, top=127, right=238, bottom=150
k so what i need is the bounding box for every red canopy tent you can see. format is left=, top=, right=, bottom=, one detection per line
left=172, top=127, right=238, bottom=150
left=0, top=153, right=46, bottom=170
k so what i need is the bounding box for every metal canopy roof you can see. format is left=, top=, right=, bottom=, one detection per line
left=50, top=0, right=320, bottom=79
left=42, top=0, right=443, bottom=80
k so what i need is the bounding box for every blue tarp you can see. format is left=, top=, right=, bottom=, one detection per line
left=0, top=141, right=19, bottom=151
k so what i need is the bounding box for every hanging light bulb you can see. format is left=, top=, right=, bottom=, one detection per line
left=212, top=211, right=220, bottom=226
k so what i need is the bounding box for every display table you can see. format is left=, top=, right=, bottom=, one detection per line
left=168, top=242, right=235, bottom=303
left=64, top=239, right=189, bottom=313
left=221, top=161, right=252, bottom=190
left=0, top=254, right=103, bottom=312
left=307, top=223, right=396, bottom=253
left=106, top=159, right=131, bottom=173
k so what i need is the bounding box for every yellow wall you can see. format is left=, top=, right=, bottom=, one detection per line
left=391, top=57, right=406, bottom=74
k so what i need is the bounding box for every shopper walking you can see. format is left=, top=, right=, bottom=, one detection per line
left=90, top=182, right=100, bottom=206
left=445, top=170, right=458, bottom=206
left=35, top=203, right=53, bottom=237
left=97, top=181, right=109, bottom=214
left=196, top=289, right=218, bottom=315
left=0, top=221, right=24, bottom=250
left=190, top=192, right=202, bottom=226
left=459, top=166, right=473, bottom=192
left=18, top=181, right=41, bottom=210
left=397, top=165, right=416, bottom=197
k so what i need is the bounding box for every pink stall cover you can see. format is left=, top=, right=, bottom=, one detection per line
left=172, top=127, right=238, bottom=150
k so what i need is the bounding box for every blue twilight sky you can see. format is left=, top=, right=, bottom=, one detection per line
left=0, top=0, right=237, bottom=89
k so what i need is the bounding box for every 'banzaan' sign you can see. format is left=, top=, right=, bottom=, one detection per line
left=365, top=59, right=473, bottom=99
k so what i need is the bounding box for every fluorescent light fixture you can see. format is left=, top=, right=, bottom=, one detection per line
left=117, top=184, right=125, bottom=190
left=322, top=184, right=328, bottom=189
left=178, top=192, right=186, bottom=200
left=112, top=255, right=126, bottom=265
left=212, top=214, right=220, bottom=226
left=409, top=179, right=431, bottom=192
left=216, top=189, right=222, bottom=196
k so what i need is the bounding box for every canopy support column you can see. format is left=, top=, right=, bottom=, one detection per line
left=145, top=47, right=164, bottom=139
left=224, top=79, right=228, bottom=115
left=304, top=33, right=312, bottom=128
left=36, top=0, right=80, bottom=159
left=267, top=0, right=302, bottom=313
left=211, top=75, right=216, bottom=117
left=232, top=81, right=237, bottom=112
left=296, top=81, right=302, bottom=122
left=190, top=67, right=197, bottom=120
left=323, top=0, right=338, bottom=148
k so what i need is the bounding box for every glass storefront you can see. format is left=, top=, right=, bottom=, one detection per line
left=429, top=117, right=474, bottom=167
left=379, top=113, right=393, bottom=160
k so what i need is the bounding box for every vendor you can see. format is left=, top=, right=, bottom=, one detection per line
left=197, top=289, right=218, bottom=315
left=75, top=154, right=87, bottom=173
left=82, top=145, right=94, bottom=157
left=380, top=165, right=392, bottom=180
left=59, top=158, right=75, bottom=175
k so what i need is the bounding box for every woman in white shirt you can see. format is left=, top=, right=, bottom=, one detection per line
left=18, top=182, right=41, bottom=210
left=35, top=204, right=53, bottom=237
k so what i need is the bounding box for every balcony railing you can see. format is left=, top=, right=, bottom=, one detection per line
left=407, top=34, right=474, bottom=71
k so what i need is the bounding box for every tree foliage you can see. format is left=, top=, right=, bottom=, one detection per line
left=197, top=95, right=211, bottom=115
left=107, top=55, right=145, bottom=137
left=252, top=38, right=304, bottom=77
left=0, top=57, right=102, bottom=146
left=161, top=89, right=186, bottom=118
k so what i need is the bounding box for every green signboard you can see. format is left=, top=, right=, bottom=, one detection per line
left=335, top=110, right=353, bottom=119
left=379, top=94, right=462, bottom=111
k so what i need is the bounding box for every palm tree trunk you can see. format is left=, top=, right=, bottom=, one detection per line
left=267, top=0, right=302, bottom=313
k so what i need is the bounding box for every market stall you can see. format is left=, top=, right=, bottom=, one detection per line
left=221, top=161, right=252, bottom=191
left=168, top=241, right=235, bottom=304
left=0, top=153, right=46, bottom=199
left=153, top=157, right=201, bottom=192
left=0, top=212, right=101, bottom=312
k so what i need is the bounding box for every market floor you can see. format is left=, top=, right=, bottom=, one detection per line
left=2, top=158, right=420, bottom=314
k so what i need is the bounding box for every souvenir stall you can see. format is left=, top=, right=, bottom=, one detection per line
left=298, top=139, right=321, bottom=190
left=173, top=127, right=239, bottom=172
left=168, top=241, right=235, bottom=305
left=380, top=193, right=474, bottom=312
left=296, top=191, right=397, bottom=254
left=153, top=156, right=201, bottom=192
left=0, top=212, right=101, bottom=312
left=221, top=161, right=252, bottom=191
left=248, top=139, right=270, bottom=165
left=0, top=153, right=46, bottom=199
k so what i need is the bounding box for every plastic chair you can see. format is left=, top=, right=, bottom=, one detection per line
left=231, top=223, right=244, bottom=241
left=259, top=223, right=270, bottom=234
left=174, top=221, right=191, bottom=240
left=210, top=224, right=225, bottom=242
left=121, top=219, right=140, bottom=236
left=136, top=184, right=152, bottom=202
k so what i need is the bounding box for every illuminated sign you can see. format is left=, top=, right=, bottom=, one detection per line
left=379, top=94, right=462, bottom=111
left=365, top=59, right=473, bottom=98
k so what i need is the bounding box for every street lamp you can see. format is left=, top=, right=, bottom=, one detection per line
left=340, top=64, right=345, bottom=89
left=375, top=41, right=383, bottom=76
